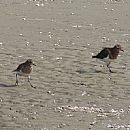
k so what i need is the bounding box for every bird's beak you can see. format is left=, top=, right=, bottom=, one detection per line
left=121, top=49, right=124, bottom=52
left=33, top=63, right=36, bottom=66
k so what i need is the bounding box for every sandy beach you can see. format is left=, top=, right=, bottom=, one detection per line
left=0, top=0, right=130, bottom=129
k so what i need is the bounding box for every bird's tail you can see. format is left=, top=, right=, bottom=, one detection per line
left=12, top=69, right=17, bottom=72
left=92, top=56, right=97, bottom=58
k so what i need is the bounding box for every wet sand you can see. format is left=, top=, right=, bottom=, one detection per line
left=0, top=0, right=130, bottom=129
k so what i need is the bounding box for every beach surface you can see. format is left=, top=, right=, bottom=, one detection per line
left=0, top=0, right=130, bottom=129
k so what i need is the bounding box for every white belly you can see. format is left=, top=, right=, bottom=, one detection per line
left=16, top=71, right=30, bottom=77
left=97, top=58, right=114, bottom=65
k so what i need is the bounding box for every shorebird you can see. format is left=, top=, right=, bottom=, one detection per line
left=92, top=44, right=124, bottom=72
left=13, top=59, right=36, bottom=88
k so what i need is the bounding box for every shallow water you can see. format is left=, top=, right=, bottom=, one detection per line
left=0, top=0, right=130, bottom=130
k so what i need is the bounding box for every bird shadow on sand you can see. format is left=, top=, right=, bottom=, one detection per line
left=76, top=69, right=87, bottom=74
left=0, top=83, right=16, bottom=88
left=76, top=68, right=122, bottom=75
left=76, top=68, right=106, bottom=74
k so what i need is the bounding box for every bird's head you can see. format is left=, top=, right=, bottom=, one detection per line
left=26, top=59, right=36, bottom=66
left=114, top=44, right=124, bottom=52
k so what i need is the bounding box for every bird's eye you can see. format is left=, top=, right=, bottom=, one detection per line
left=116, top=46, right=120, bottom=49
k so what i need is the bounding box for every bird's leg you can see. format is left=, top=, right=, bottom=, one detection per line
left=107, top=62, right=112, bottom=73
left=28, top=76, right=36, bottom=88
left=15, top=74, right=19, bottom=85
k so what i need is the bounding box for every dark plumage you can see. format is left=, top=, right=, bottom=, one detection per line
left=92, top=44, right=124, bottom=72
left=13, top=59, right=36, bottom=88
left=92, top=48, right=109, bottom=59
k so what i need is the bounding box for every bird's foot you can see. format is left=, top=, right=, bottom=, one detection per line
left=109, top=69, right=115, bottom=73
left=30, top=85, right=36, bottom=89
left=15, top=81, right=18, bottom=86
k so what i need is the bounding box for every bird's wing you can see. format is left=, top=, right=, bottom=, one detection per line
left=13, top=63, right=24, bottom=72
left=95, top=48, right=109, bottom=59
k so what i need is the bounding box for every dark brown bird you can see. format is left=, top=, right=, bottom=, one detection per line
left=92, top=44, right=124, bottom=72
left=13, top=59, right=36, bottom=88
